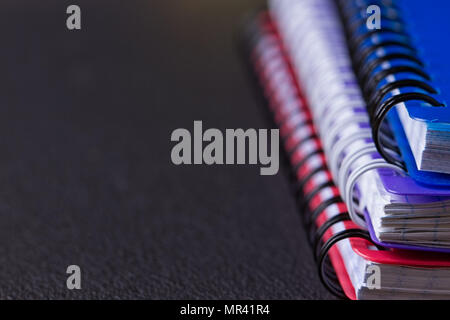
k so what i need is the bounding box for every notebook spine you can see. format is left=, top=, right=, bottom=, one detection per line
left=336, top=0, right=445, bottom=170
left=243, top=10, right=374, bottom=299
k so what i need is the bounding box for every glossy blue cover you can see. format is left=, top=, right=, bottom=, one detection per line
left=352, top=0, right=450, bottom=183
left=398, top=0, right=450, bottom=126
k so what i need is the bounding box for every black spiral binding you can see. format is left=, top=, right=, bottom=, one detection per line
left=241, top=10, right=378, bottom=299
left=317, top=229, right=374, bottom=298
left=336, top=0, right=445, bottom=170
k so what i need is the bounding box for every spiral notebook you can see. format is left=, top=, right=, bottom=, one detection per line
left=333, top=0, right=450, bottom=250
left=244, top=8, right=450, bottom=299
left=265, top=0, right=450, bottom=252
left=337, top=0, right=450, bottom=183
left=388, top=0, right=450, bottom=175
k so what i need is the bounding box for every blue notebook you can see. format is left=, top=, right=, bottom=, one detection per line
left=344, top=0, right=450, bottom=185
left=397, top=0, right=450, bottom=175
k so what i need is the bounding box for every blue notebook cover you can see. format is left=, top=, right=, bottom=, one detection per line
left=398, top=0, right=450, bottom=125
left=349, top=0, right=450, bottom=185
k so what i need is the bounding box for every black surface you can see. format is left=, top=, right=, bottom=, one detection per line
left=0, top=0, right=334, bottom=299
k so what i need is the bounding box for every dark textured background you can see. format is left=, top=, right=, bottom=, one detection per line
left=0, top=0, right=333, bottom=299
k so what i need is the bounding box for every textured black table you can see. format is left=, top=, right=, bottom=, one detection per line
left=0, top=0, right=333, bottom=299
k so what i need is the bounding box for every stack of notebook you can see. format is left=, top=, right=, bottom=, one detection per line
left=243, top=0, right=450, bottom=299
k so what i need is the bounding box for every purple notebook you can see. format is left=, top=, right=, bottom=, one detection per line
left=364, top=209, right=450, bottom=253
